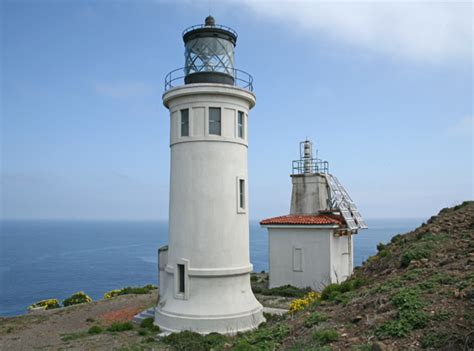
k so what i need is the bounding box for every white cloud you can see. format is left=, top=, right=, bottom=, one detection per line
left=241, top=1, right=472, bottom=64
left=93, top=81, right=155, bottom=98
left=448, top=116, right=473, bottom=137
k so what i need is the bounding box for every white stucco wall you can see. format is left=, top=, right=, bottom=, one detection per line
left=266, top=226, right=353, bottom=291
left=330, top=234, right=351, bottom=283
left=267, top=227, right=334, bottom=290
left=156, top=83, right=264, bottom=334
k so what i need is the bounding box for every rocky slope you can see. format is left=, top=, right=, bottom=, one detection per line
left=278, top=201, right=473, bottom=350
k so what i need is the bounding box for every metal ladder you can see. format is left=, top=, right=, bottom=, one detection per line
left=324, top=173, right=368, bottom=230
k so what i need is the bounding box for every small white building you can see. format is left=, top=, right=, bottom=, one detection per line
left=261, top=141, right=367, bottom=290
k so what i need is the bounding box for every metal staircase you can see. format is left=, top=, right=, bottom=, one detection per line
left=324, top=173, right=368, bottom=231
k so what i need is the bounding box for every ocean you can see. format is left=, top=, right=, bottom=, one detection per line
left=0, top=218, right=423, bottom=316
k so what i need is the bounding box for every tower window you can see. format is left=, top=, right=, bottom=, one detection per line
left=181, top=109, right=189, bottom=137
left=209, top=107, right=221, bottom=135
left=239, top=179, right=245, bottom=209
left=177, top=264, right=185, bottom=293
left=238, top=111, right=244, bottom=138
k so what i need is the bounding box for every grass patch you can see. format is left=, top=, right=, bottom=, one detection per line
left=320, top=278, right=365, bottom=303
left=88, top=325, right=103, bottom=334
left=163, top=331, right=228, bottom=351
left=376, top=287, right=428, bottom=338
left=304, top=312, right=328, bottom=328
left=312, top=329, right=339, bottom=344
left=420, top=332, right=449, bottom=348
left=140, top=317, right=160, bottom=332
left=104, top=285, right=157, bottom=299
left=60, top=331, right=89, bottom=341
left=233, top=323, right=290, bottom=349
left=107, top=322, right=134, bottom=332
left=432, top=310, right=452, bottom=321
left=400, top=244, right=433, bottom=268
left=252, top=284, right=311, bottom=298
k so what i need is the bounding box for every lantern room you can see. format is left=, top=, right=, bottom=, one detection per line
left=182, top=15, right=237, bottom=85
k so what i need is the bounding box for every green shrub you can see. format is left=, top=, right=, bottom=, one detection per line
left=399, top=309, right=428, bottom=329
left=234, top=323, right=290, bottom=349
left=304, top=312, right=328, bottom=328
left=321, top=283, right=341, bottom=301
left=376, top=287, right=428, bottom=338
left=391, top=234, right=404, bottom=244
left=376, top=242, right=386, bottom=252
left=420, top=332, right=449, bottom=348
left=400, top=245, right=432, bottom=268
left=402, top=268, right=423, bottom=281
left=27, top=298, right=61, bottom=310
left=107, top=322, right=134, bottom=332
left=376, top=319, right=411, bottom=338
left=63, top=291, right=92, bottom=307
left=140, top=317, right=160, bottom=332
left=254, top=285, right=311, bottom=298
left=391, top=287, right=424, bottom=310
left=163, top=331, right=228, bottom=351
left=144, top=336, right=156, bottom=343
left=312, top=329, right=339, bottom=344
left=250, top=275, right=259, bottom=282
left=104, top=285, right=157, bottom=299
left=88, top=325, right=103, bottom=334
left=321, top=278, right=365, bottom=302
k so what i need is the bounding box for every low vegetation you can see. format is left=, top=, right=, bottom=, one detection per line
left=27, top=298, right=61, bottom=311
left=251, top=284, right=311, bottom=298
left=104, top=284, right=157, bottom=299
left=63, top=291, right=93, bottom=307
left=107, top=322, right=134, bottom=332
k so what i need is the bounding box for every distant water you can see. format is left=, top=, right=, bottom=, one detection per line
left=0, top=218, right=423, bottom=316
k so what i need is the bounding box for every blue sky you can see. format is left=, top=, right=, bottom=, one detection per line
left=1, top=0, right=472, bottom=220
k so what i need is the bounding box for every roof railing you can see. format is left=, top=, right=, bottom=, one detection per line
left=292, top=159, right=329, bottom=175
left=182, top=24, right=238, bottom=39
left=164, top=66, right=253, bottom=92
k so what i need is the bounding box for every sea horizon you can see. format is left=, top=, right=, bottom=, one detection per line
left=0, top=217, right=425, bottom=317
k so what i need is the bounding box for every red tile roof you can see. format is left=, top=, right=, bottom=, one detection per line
left=260, top=214, right=344, bottom=226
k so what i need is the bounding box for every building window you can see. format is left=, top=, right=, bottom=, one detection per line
left=180, top=109, right=189, bottom=137
left=177, top=264, right=185, bottom=294
left=209, top=107, right=221, bottom=135
left=239, top=179, right=245, bottom=209
left=293, top=248, right=303, bottom=272
left=238, top=111, right=244, bottom=138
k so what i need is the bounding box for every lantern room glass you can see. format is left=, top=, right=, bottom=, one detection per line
left=185, top=37, right=235, bottom=76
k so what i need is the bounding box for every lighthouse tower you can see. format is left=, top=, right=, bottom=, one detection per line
left=155, top=16, right=264, bottom=334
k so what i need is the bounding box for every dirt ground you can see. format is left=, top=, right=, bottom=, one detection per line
left=0, top=285, right=292, bottom=351
left=0, top=292, right=159, bottom=351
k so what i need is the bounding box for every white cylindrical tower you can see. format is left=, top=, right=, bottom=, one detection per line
left=155, top=16, right=264, bottom=334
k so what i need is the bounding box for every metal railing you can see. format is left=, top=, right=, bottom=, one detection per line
left=182, top=24, right=238, bottom=39
left=164, top=67, right=253, bottom=92
left=292, top=159, right=329, bottom=175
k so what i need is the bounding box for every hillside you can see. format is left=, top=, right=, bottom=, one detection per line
left=0, top=201, right=472, bottom=350
left=276, top=200, right=474, bottom=350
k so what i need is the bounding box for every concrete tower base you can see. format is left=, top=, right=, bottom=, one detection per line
left=155, top=303, right=264, bottom=335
